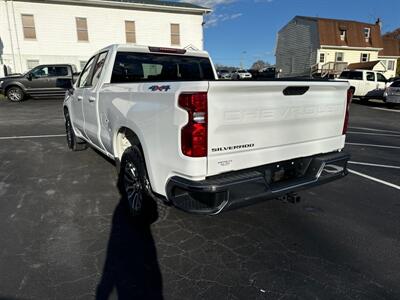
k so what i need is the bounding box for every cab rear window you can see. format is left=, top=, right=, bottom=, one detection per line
left=111, top=52, right=215, bottom=83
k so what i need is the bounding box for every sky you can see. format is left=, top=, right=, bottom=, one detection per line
left=178, top=0, right=400, bottom=68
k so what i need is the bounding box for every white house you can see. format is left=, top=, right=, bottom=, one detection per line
left=276, top=16, right=399, bottom=79
left=0, top=0, right=210, bottom=75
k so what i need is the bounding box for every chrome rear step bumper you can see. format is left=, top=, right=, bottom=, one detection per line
left=166, top=151, right=350, bottom=215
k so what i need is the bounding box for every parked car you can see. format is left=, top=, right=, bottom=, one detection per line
left=338, top=70, right=387, bottom=101
left=231, top=69, right=252, bottom=80
left=387, top=76, right=400, bottom=87
left=384, top=80, right=400, bottom=107
left=64, top=44, right=351, bottom=220
left=0, top=64, right=79, bottom=102
left=217, top=70, right=232, bottom=79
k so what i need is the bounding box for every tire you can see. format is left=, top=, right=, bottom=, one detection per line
left=6, top=86, right=25, bottom=102
left=386, top=103, right=395, bottom=109
left=119, top=145, right=168, bottom=223
left=64, top=110, right=87, bottom=151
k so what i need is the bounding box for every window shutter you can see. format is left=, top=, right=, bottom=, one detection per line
left=22, top=15, right=36, bottom=39
left=171, top=24, right=180, bottom=46
left=76, top=17, right=89, bottom=41
left=125, top=21, right=136, bottom=43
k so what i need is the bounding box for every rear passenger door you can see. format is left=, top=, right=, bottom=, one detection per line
left=53, top=66, right=74, bottom=96
left=82, top=51, right=109, bottom=148
left=365, top=72, right=376, bottom=96
left=71, top=56, right=96, bottom=136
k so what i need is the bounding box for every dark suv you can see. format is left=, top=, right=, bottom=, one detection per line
left=0, top=64, right=79, bottom=102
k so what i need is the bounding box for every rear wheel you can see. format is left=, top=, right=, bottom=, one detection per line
left=120, top=145, right=168, bottom=223
left=6, top=87, right=24, bottom=102
left=386, top=102, right=396, bottom=109
left=64, top=110, right=87, bottom=151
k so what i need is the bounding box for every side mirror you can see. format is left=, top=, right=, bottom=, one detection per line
left=67, top=88, right=74, bottom=96
left=27, top=73, right=33, bottom=81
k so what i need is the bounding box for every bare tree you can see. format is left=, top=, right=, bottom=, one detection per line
left=251, top=60, right=270, bottom=71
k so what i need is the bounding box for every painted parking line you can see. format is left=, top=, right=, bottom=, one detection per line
left=0, top=134, right=66, bottom=140
left=348, top=169, right=400, bottom=191
left=348, top=161, right=400, bottom=170
left=346, top=143, right=400, bottom=150
left=349, top=127, right=400, bottom=134
left=347, top=131, right=400, bottom=138
left=371, top=107, right=400, bottom=113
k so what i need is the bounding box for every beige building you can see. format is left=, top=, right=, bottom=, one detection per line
left=276, top=16, right=399, bottom=79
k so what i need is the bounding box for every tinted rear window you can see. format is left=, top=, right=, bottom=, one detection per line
left=391, top=80, right=400, bottom=87
left=111, top=52, right=215, bottom=83
left=339, top=71, right=363, bottom=80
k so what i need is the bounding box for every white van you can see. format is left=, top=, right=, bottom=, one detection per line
left=338, top=70, right=387, bottom=101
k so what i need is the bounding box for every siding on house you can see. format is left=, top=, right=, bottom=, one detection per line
left=276, top=16, right=398, bottom=79
left=0, top=0, right=208, bottom=73
left=276, top=17, right=319, bottom=77
left=317, top=48, right=379, bottom=67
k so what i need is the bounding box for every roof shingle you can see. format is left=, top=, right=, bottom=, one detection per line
left=379, top=37, right=400, bottom=57
left=296, top=16, right=383, bottom=49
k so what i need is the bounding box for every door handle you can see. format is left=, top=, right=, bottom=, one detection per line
left=77, top=96, right=83, bottom=101
left=88, top=96, right=96, bottom=103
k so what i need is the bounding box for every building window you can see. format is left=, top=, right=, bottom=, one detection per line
left=361, top=53, right=370, bottom=62
left=125, top=21, right=136, bottom=43
left=80, top=61, right=87, bottom=71
left=340, top=30, right=346, bottom=41
left=21, top=14, right=37, bottom=40
left=76, top=17, right=89, bottom=42
left=26, top=59, right=39, bottom=70
left=319, top=53, right=325, bottom=63
left=171, top=24, right=180, bottom=46
left=388, top=60, right=395, bottom=71
left=335, top=52, right=344, bottom=62
left=364, top=27, right=371, bottom=40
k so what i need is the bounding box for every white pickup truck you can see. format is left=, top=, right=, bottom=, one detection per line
left=64, top=44, right=352, bottom=219
left=338, top=70, right=387, bottom=101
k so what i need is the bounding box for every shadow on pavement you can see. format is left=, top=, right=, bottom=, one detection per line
left=96, top=190, right=163, bottom=299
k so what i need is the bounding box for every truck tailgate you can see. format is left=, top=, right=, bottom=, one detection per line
left=207, top=81, right=349, bottom=176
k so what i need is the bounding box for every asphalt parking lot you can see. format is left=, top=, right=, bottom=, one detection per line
left=0, top=97, right=399, bottom=300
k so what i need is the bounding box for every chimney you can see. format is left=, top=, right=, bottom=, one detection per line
left=376, top=18, right=382, bottom=30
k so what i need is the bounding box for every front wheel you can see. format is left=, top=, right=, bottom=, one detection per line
left=119, top=146, right=168, bottom=223
left=6, top=87, right=25, bottom=102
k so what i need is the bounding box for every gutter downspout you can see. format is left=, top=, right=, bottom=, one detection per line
left=10, top=0, right=23, bottom=72
left=4, top=0, right=17, bottom=72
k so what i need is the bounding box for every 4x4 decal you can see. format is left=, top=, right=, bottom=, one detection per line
left=149, top=85, right=171, bottom=92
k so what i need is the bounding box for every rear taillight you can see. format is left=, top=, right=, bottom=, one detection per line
left=343, top=88, right=354, bottom=134
left=179, top=92, right=208, bottom=157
